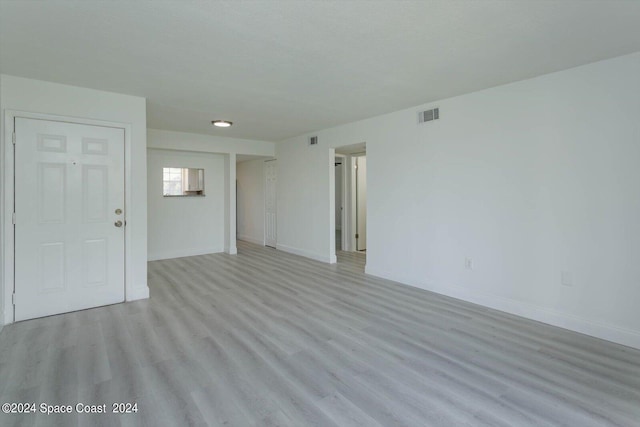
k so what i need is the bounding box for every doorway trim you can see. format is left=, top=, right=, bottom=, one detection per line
left=3, top=110, right=133, bottom=325
left=354, top=155, right=367, bottom=251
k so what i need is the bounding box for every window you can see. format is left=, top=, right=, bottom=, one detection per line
left=163, top=167, right=183, bottom=196
left=163, top=167, right=205, bottom=196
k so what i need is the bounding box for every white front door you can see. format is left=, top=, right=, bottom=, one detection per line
left=14, top=118, right=125, bottom=321
left=264, top=160, right=277, bottom=248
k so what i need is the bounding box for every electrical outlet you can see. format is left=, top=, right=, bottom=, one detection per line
left=561, top=270, right=573, bottom=287
left=465, top=257, right=473, bottom=270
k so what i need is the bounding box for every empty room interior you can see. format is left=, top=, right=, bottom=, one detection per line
left=1, top=1, right=640, bottom=426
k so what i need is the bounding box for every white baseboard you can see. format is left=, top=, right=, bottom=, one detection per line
left=147, top=247, right=224, bottom=261
left=237, top=234, right=264, bottom=246
left=276, top=243, right=334, bottom=264
left=127, top=286, right=149, bottom=302
left=225, top=246, right=238, bottom=255
left=365, top=265, right=640, bottom=351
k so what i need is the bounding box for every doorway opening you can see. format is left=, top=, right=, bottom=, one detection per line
left=235, top=155, right=275, bottom=248
left=333, top=143, right=366, bottom=268
left=355, top=155, right=367, bottom=252
left=334, top=155, right=345, bottom=251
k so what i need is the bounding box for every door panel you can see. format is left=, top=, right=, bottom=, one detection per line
left=83, top=165, right=109, bottom=222
left=83, top=238, right=108, bottom=287
left=39, top=242, right=65, bottom=291
left=14, top=118, right=125, bottom=321
left=264, top=160, right=277, bottom=248
left=38, top=163, right=66, bottom=223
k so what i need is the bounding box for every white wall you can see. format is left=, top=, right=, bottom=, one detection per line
left=147, top=128, right=275, bottom=157
left=276, top=52, right=640, bottom=349
left=147, top=149, right=225, bottom=260
left=237, top=159, right=266, bottom=245
left=1, top=75, right=149, bottom=325
left=277, top=144, right=337, bottom=263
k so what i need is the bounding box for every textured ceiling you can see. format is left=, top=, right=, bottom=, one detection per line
left=1, top=1, right=640, bottom=141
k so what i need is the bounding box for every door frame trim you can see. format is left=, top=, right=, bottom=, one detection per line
left=334, top=154, right=347, bottom=252
left=349, top=153, right=366, bottom=252
left=3, top=110, right=132, bottom=324
left=354, top=155, right=367, bottom=251
left=263, top=158, right=277, bottom=248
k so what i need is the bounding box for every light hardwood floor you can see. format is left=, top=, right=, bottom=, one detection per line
left=1, top=241, right=639, bottom=426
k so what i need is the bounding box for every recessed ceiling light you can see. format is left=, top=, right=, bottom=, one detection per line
left=212, top=120, right=233, bottom=128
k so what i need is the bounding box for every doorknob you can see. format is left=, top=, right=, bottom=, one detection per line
left=114, top=220, right=123, bottom=228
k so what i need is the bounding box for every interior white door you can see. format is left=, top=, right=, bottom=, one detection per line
left=356, top=156, right=367, bottom=251
left=14, top=117, right=125, bottom=321
left=264, top=160, right=277, bottom=248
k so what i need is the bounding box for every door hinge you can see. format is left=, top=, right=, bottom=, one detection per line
left=12, top=212, right=16, bottom=225
left=12, top=132, right=16, bottom=145
left=355, top=233, right=359, bottom=239
left=12, top=293, right=15, bottom=305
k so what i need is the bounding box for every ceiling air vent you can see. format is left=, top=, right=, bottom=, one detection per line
left=309, top=136, right=318, bottom=146
left=418, top=108, right=439, bottom=124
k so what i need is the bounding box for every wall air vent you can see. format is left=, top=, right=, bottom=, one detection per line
left=309, top=136, right=318, bottom=146
left=418, top=108, right=439, bottom=124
